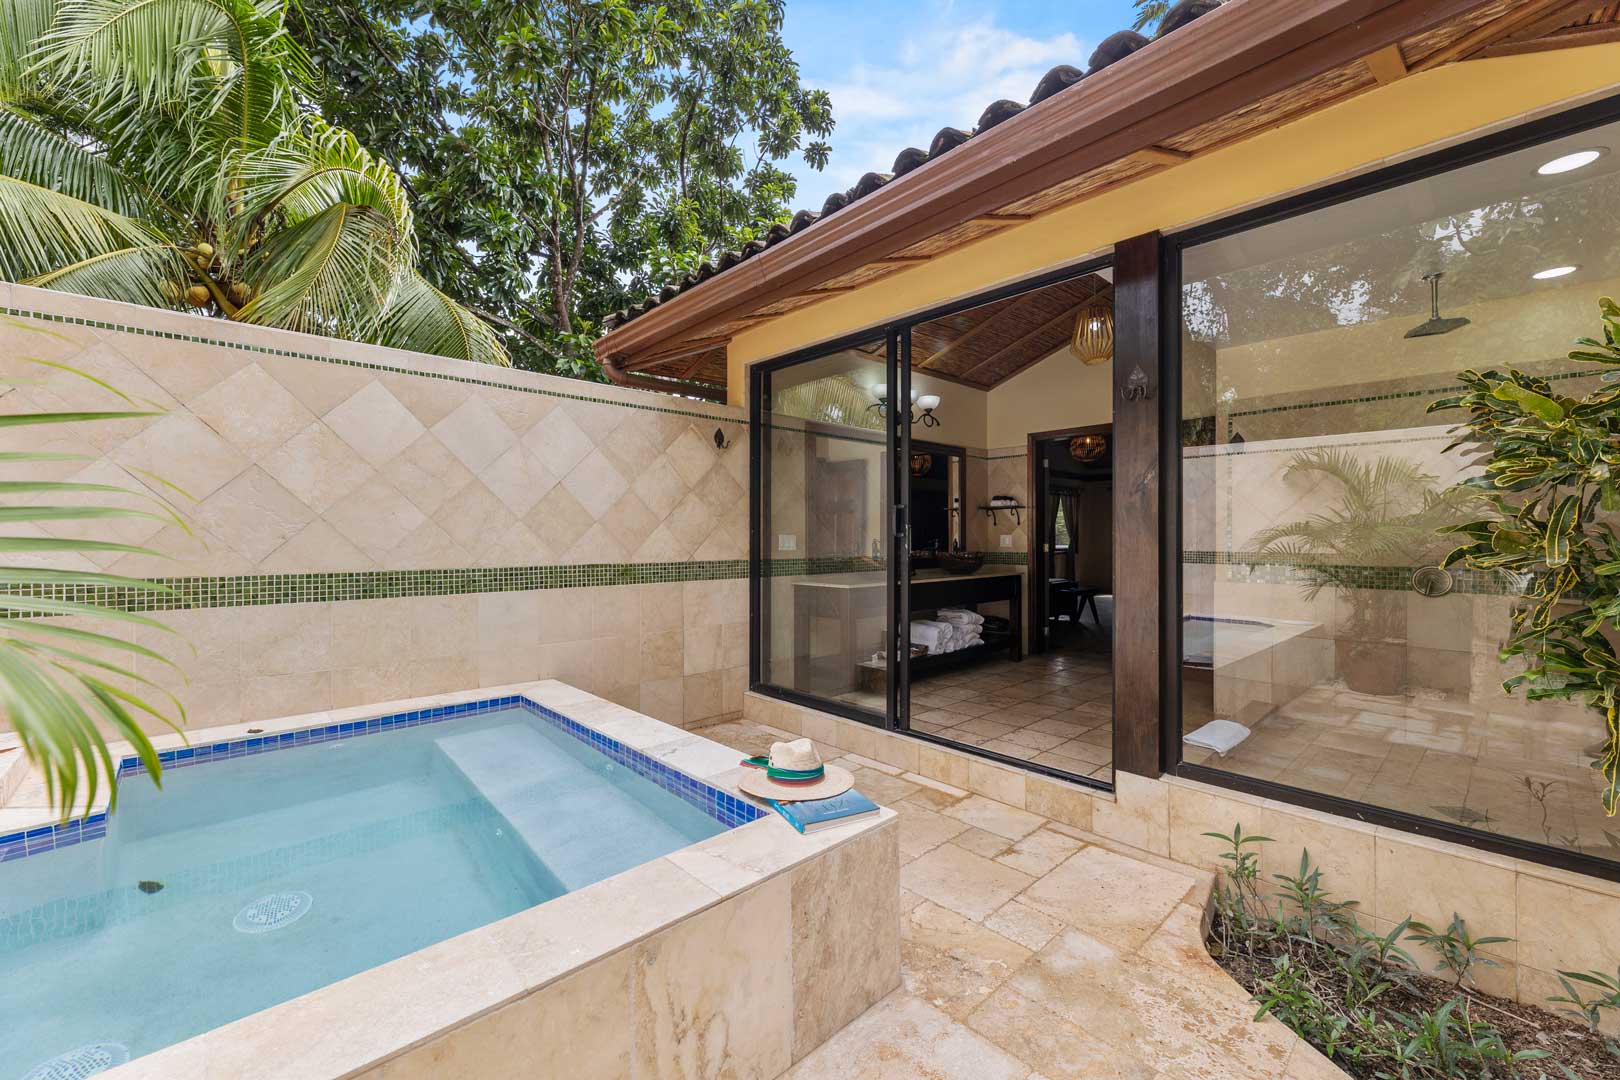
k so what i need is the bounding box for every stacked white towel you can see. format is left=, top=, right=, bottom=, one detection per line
left=937, top=609, right=984, bottom=627
left=910, top=613, right=984, bottom=653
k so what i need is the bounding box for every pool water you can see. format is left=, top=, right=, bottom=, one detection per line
left=0, top=706, right=729, bottom=1076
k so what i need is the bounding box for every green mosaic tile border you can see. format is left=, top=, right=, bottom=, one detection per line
left=3, top=561, right=750, bottom=619
left=1217, top=367, right=1605, bottom=441
left=983, top=551, right=1028, bottom=564
left=3, top=305, right=740, bottom=427
left=1183, top=550, right=1522, bottom=595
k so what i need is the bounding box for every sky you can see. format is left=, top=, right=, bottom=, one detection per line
left=777, top=0, right=1143, bottom=210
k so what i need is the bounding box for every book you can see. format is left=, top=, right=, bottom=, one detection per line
left=768, top=790, right=881, bottom=834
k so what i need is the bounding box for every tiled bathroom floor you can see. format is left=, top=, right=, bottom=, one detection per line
left=1184, top=681, right=1620, bottom=861
left=908, top=648, right=1114, bottom=781
left=694, top=718, right=1336, bottom=1080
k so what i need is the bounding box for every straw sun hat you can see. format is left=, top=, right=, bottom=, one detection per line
left=736, top=738, right=853, bottom=802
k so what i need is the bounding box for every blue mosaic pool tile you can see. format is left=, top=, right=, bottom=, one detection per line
left=0, top=693, right=764, bottom=866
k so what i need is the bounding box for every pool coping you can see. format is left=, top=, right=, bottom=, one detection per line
left=21, top=680, right=894, bottom=1079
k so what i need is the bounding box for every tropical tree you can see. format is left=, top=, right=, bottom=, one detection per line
left=290, top=0, right=833, bottom=376
left=1, top=320, right=186, bottom=818
left=1429, top=297, right=1620, bottom=816
left=0, top=0, right=506, bottom=365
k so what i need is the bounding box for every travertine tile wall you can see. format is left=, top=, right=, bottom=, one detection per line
left=0, top=284, right=748, bottom=729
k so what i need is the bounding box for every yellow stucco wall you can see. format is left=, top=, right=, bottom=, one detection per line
left=725, top=43, right=1620, bottom=405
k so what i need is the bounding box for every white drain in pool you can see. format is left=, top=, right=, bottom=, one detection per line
left=233, top=890, right=313, bottom=934
left=22, top=1042, right=130, bottom=1080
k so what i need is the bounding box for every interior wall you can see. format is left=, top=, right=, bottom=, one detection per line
left=985, top=346, right=1114, bottom=448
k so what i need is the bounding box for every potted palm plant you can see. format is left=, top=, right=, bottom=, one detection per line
left=1250, top=448, right=1475, bottom=696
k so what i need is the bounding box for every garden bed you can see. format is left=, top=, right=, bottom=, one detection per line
left=1199, top=826, right=1620, bottom=1079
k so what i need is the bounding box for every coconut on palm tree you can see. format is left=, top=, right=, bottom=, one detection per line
left=0, top=0, right=505, bottom=365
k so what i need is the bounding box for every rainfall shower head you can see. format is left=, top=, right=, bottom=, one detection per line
left=1405, top=272, right=1470, bottom=338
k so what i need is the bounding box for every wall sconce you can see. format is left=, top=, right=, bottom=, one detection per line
left=869, top=383, right=942, bottom=427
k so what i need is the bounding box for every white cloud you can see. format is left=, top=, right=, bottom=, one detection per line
left=791, top=11, right=1088, bottom=204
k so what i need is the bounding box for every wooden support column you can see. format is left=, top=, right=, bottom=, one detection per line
left=1111, top=232, right=1164, bottom=779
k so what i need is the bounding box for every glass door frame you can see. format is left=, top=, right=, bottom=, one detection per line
left=747, top=255, right=1117, bottom=783
left=748, top=327, right=906, bottom=729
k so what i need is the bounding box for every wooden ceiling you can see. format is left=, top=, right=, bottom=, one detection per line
left=912, top=275, right=1110, bottom=390
left=597, top=0, right=1620, bottom=400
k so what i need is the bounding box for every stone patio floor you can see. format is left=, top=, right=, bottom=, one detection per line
left=696, top=718, right=1343, bottom=1080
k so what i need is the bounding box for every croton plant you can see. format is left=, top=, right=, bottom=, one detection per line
left=1428, top=297, right=1620, bottom=815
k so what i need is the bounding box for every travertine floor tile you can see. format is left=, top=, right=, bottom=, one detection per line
left=983, top=899, right=1065, bottom=952
left=966, top=984, right=1159, bottom=1080
left=902, top=902, right=1032, bottom=1019
left=782, top=993, right=1030, bottom=1080
left=943, top=795, right=1045, bottom=840
left=1020, top=846, right=1195, bottom=951
left=900, top=842, right=1035, bottom=922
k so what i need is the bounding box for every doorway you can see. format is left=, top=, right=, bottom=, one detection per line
left=1029, top=425, right=1114, bottom=657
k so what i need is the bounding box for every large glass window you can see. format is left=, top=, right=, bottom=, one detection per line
left=756, top=340, right=894, bottom=719
left=1178, top=116, right=1620, bottom=868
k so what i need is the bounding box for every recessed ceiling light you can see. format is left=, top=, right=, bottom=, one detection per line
left=1532, top=265, right=1578, bottom=280
left=1537, top=149, right=1603, bottom=175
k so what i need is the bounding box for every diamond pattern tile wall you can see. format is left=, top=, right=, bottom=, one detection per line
left=0, top=287, right=751, bottom=729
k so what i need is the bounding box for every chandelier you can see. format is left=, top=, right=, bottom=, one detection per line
left=1071, top=297, right=1114, bottom=366
left=869, top=383, right=941, bottom=427
left=1069, top=433, right=1107, bottom=463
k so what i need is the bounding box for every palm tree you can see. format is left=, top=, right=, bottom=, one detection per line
left=0, top=0, right=506, bottom=365
left=1250, top=448, right=1476, bottom=694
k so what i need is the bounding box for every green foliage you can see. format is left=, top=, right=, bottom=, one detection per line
left=1131, top=0, right=1172, bottom=32
left=1203, top=822, right=1578, bottom=1078
left=0, top=319, right=185, bottom=817
left=1249, top=448, right=1477, bottom=641
left=1405, top=914, right=1510, bottom=990
left=1548, top=967, right=1620, bottom=1053
left=1428, top=297, right=1620, bottom=815
left=289, top=0, right=834, bottom=377
left=0, top=0, right=504, bottom=365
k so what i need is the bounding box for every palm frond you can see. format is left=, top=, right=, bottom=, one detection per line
left=372, top=270, right=509, bottom=367
left=0, top=0, right=56, bottom=95
left=0, top=171, right=187, bottom=307
left=221, top=117, right=413, bottom=272
left=0, top=102, right=147, bottom=215
left=0, top=333, right=187, bottom=817
left=233, top=200, right=400, bottom=336
left=30, top=0, right=311, bottom=151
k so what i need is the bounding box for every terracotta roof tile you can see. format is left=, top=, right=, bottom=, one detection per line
left=600, top=0, right=1225, bottom=332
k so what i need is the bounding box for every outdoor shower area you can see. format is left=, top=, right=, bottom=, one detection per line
left=1175, top=111, right=1620, bottom=868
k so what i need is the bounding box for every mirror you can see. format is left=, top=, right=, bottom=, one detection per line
left=909, top=440, right=966, bottom=561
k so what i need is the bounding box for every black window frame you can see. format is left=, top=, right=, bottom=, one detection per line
left=747, top=254, right=1118, bottom=792
left=1161, top=90, right=1620, bottom=884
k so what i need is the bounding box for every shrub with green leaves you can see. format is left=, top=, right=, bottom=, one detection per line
left=1428, top=297, right=1620, bottom=815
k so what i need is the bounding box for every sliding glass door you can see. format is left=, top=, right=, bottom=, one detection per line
left=752, top=333, right=904, bottom=726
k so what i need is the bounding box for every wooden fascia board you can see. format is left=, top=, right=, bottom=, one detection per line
left=594, top=0, right=1501, bottom=365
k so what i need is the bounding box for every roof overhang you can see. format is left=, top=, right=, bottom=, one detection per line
left=594, top=0, right=1604, bottom=389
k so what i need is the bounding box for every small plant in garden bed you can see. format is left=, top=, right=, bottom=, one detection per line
left=1201, top=825, right=1620, bottom=1079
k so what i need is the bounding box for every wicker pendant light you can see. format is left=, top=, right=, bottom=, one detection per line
left=1071, top=297, right=1114, bottom=366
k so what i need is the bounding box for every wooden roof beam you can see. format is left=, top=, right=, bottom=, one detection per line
left=1362, top=43, right=1408, bottom=84
left=1475, top=21, right=1620, bottom=57
left=1413, top=0, right=1602, bottom=69
left=622, top=336, right=728, bottom=373
left=956, top=308, right=1082, bottom=384
left=1127, top=145, right=1194, bottom=166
